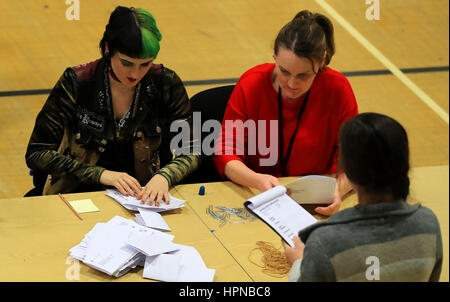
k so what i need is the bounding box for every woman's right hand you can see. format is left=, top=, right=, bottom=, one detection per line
left=99, top=170, right=142, bottom=196
left=223, top=160, right=281, bottom=193
left=252, top=173, right=282, bottom=192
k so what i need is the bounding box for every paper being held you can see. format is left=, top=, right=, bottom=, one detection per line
left=244, top=186, right=317, bottom=247
left=285, top=175, right=336, bottom=204
left=106, top=189, right=186, bottom=212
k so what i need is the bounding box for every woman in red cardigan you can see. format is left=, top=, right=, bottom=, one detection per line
left=213, top=10, right=358, bottom=216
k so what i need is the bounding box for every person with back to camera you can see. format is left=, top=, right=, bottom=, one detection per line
left=25, top=6, right=200, bottom=205
left=282, top=112, right=443, bottom=282
left=213, top=10, right=358, bottom=217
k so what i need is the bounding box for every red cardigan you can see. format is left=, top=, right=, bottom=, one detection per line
left=213, top=63, right=358, bottom=178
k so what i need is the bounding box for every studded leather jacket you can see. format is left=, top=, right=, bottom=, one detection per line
left=25, top=58, right=200, bottom=195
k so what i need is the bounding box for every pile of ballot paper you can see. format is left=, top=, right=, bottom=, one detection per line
left=69, top=216, right=215, bottom=281
left=106, top=189, right=186, bottom=212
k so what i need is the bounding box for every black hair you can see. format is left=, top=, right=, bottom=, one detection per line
left=274, top=10, right=335, bottom=72
left=99, top=6, right=162, bottom=59
left=338, top=113, right=410, bottom=200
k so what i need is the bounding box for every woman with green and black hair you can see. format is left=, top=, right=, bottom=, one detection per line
left=26, top=6, right=200, bottom=205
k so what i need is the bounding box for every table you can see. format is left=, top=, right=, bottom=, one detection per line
left=174, top=165, right=449, bottom=282
left=174, top=177, right=356, bottom=282
left=0, top=190, right=251, bottom=281
left=0, top=166, right=447, bottom=282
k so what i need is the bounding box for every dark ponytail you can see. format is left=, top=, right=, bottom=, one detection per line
left=338, top=113, right=410, bottom=201
left=274, top=10, right=335, bottom=70
left=312, top=13, right=335, bottom=65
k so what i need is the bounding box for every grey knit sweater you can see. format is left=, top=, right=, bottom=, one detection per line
left=288, top=200, right=443, bottom=282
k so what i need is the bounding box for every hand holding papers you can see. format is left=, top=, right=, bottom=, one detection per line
left=285, top=175, right=336, bottom=204
left=244, top=186, right=317, bottom=247
left=106, top=189, right=186, bottom=212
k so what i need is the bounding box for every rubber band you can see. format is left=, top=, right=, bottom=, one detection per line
left=248, top=241, right=291, bottom=278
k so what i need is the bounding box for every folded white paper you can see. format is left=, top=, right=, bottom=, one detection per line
left=127, top=232, right=180, bottom=257
left=142, top=245, right=215, bottom=282
left=138, top=208, right=172, bottom=232
left=106, top=189, right=186, bottom=212
left=143, top=254, right=181, bottom=282
left=169, top=245, right=215, bottom=282
left=134, top=214, right=146, bottom=227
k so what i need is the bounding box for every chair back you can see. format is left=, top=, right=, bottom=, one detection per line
left=181, top=85, right=235, bottom=184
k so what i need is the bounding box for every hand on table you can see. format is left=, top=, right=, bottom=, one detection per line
left=281, top=236, right=305, bottom=266
left=100, top=170, right=142, bottom=196
left=136, top=174, right=169, bottom=207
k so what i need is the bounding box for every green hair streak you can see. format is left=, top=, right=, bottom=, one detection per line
left=135, top=8, right=162, bottom=59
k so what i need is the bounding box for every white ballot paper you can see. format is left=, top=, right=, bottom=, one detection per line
left=171, top=245, right=216, bottom=282
left=143, top=253, right=181, bottom=282
left=134, top=214, right=146, bottom=227
left=143, top=244, right=215, bottom=282
left=70, top=216, right=147, bottom=277
left=244, top=186, right=318, bottom=247
left=106, top=189, right=186, bottom=212
left=69, top=216, right=215, bottom=281
left=137, top=208, right=172, bottom=232
left=285, top=175, right=336, bottom=204
left=127, top=231, right=179, bottom=257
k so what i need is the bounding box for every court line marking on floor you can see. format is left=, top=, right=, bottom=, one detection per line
left=315, top=0, right=449, bottom=125
left=0, top=66, right=448, bottom=98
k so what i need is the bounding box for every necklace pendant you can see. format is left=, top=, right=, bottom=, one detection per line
left=116, top=131, right=120, bottom=138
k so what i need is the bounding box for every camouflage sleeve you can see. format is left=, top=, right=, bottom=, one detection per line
left=25, top=68, right=105, bottom=185
left=155, top=68, right=201, bottom=187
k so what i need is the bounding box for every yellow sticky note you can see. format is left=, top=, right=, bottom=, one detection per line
left=69, top=199, right=99, bottom=214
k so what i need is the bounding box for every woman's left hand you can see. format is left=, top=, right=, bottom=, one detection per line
left=137, top=174, right=169, bottom=206
left=314, top=172, right=352, bottom=216
left=281, top=236, right=305, bottom=266
left=314, top=191, right=342, bottom=216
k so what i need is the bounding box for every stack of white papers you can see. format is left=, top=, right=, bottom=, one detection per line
left=69, top=216, right=215, bottom=281
left=106, top=189, right=186, bottom=212
left=69, top=216, right=147, bottom=277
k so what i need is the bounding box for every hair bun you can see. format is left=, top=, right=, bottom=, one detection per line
left=292, top=10, right=314, bottom=22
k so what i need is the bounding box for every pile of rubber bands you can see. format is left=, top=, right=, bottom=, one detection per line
left=248, top=241, right=291, bottom=278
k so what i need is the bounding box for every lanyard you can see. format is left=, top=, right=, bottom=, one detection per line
left=278, top=87, right=311, bottom=175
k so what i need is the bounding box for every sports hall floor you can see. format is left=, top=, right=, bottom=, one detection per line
left=0, top=0, right=448, bottom=281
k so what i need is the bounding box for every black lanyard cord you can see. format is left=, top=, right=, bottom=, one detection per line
left=278, top=87, right=311, bottom=175
left=104, top=65, right=140, bottom=140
